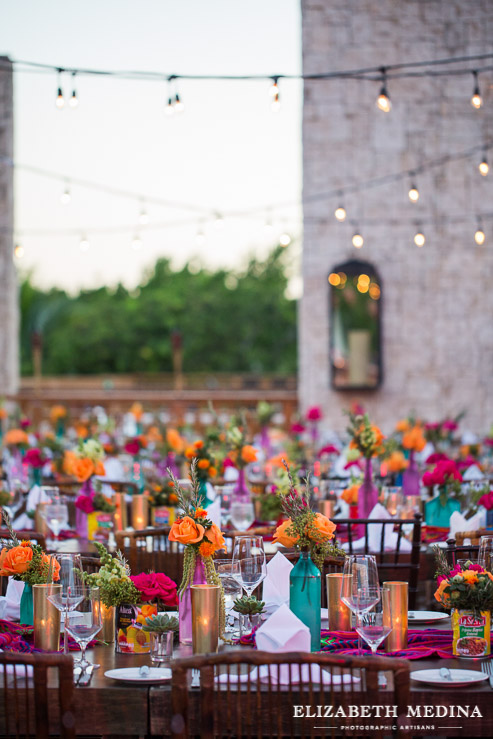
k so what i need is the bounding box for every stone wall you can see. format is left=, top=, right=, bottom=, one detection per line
left=300, top=0, right=493, bottom=433
left=0, top=57, right=18, bottom=394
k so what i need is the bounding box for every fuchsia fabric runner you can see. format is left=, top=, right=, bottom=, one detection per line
left=0, top=619, right=96, bottom=654
left=237, top=627, right=493, bottom=659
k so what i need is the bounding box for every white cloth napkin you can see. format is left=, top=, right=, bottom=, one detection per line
left=255, top=604, right=310, bottom=652
left=342, top=503, right=412, bottom=553
left=206, top=498, right=221, bottom=529
left=13, top=484, right=51, bottom=530
left=449, top=509, right=485, bottom=541
left=216, top=663, right=357, bottom=685
left=3, top=578, right=25, bottom=621
left=262, top=552, right=293, bottom=611
left=462, top=465, right=483, bottom=481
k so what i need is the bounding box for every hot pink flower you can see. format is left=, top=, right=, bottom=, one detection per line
left=422, top=459, right=462, bottom=486
left=24, top=448, right=45, bottom=469
left=290, top=423, right=306, bottom=435
left=20, top=417, right=31, bottom=429
left=124, top=439, right=141, bottom=456
left=318, top=445, right=339, bottom=457
left=442, top=420, right=458, bottom=432
left=130, top=572, right=178, bottom=607
left=478, top=491, right=493, bottom=511
left=306, top=406, right=322, bottom=422
left=75, top=494, right=95, bottom=514
left=425, top=453, right=449, bottom=465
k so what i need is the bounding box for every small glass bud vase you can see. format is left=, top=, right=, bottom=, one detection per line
left=149, top=631, right=174, bottom=663
left=239, top=612, right=262, bottom=636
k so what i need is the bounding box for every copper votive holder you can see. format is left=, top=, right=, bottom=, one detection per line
left=131, top=494, right=149, bottom=529
left=326, top=573, right=352, bottom=631
left=319, top=500, right=336, bottom=519
left=383, top=581, right=408, bottom=651
left=101, top=603, right=115, bottom=643
left=33, top=583, right=61, bottom=651
left=113, top=493, right=128, bottom=531
left=34, top=503, right=50, bottom=536
left=191, top=584, right=220, bottom=654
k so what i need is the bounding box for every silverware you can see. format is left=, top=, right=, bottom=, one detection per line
left=191, top=668, right=200, bottom=688
left=78, top=665, right=94, bottom=687
left=482, top=659, right=493, bottom=689
left=73, top=666, right=82, bottom=685
left=439, top=667, right=452, bottom=681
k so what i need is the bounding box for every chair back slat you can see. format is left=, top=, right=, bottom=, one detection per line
left=115, top=527, right=183, bottom=585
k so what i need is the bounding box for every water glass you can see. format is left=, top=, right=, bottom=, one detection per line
left=479, top=536, right=493, bottom=572
left=65, top=585, right=102, bottom=671
left=231, top=536, right=267, bottom=597
left=340, top=555, right=379, bottom=654
left=230, top=501, right=255, bottom=531
left=149, top=631, right=174, bottom=664
left=355, top=587, right=392, bottom=655
left=215, top=559, right=242, bottom=635
left=381, top=487, right=403, bottom=517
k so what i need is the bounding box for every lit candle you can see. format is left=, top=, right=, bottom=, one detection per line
left=326, top=573, right=352, bottom=631
left=191, top=584, right=220, bottom=654
left=33, top=584, right=61, bottom=651
left=383, top=581, right=408, bottom=651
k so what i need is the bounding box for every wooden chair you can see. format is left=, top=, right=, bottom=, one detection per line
left=454, top=528, right=492, bottom=546
left=0, top=652, right=76, bottom=739
left=445, top=537, right=479, bottom=566
left=333, top=514, right=422, bottom=609
left=169, top=650, right=410, bottom=739
left=223, top=526, right=276, bottom=554
left=0, top=529, right=47, bottom=550
left=80, top=556, right=101, bottom=575
left=115, top=527, right=183, bottom=585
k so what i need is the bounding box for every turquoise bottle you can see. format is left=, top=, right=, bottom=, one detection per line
left=289, top=549, right=321, bottom=652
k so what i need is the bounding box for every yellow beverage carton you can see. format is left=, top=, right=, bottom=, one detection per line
left=452, top=610, right=491, bottom=658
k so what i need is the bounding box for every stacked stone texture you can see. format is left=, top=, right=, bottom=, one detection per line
left=300, top=0, right=493, bottom=433
left=0, top=57, right=18, bottom=394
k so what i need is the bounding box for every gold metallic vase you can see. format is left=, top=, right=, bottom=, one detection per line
left=326, top=573, right=352, bottom=631
left=33, top=583, right=61, bottom=651
left=383, top=581, right=408, bottom=651
left=191, top=584, right=220, bottom=654
left=131, top=494, right=149, bottom=529
left=113, top=493, right=128, bottom=532
left=101, top=603, right=115, bottom=642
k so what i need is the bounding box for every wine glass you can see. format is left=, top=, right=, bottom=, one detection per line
left=230, top=501, right=255, bottom=531
left=231, top=536, right=267, bottom=597
left=48, top=554, right=85, bottom=655
left=340, top=555, right=380, bottom=655
left=65, top=585, right=102, bottom=672
left=479, top=536, right=493, bottom=572
left=382, top=487, right=403, bottom=517
left=355, top=587, right=392, bottom=655
left=215, top=559, right=243, bottom=636
left=42, top=495, right=69, bottom=550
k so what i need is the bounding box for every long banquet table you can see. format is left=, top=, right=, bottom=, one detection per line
left=14, top=619, right=489, bottom=738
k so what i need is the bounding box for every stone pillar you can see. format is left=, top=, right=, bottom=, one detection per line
left=0, top=56, right=18, bottom=395
left=300, top=1, right=493, bottom=433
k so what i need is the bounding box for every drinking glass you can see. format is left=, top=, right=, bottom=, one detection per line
left=478, top=536, right=493, bottom=572
left=355, top=587, right=392, bottom=655
left=41, top=489, right=69, bottom=550
left=340, top=555, right=380, bottom=655
left=65, top=586, right=102, bottom=671
left=149, top=631, right=174, bottom=664
left=48, top=553, right=85, bottom=652
left=381, top=487, right=403, bottom=517
left=215, top=559, right=243, bottom=635
left=231, top=536, right=267, bottom=597
left=230, top=501, right=255, bottom=531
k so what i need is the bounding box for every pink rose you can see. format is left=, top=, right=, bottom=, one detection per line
left=306, top=406, right=322, bottom=422
left=130, top=572, right=178, bottom=607
left=290, top=423, right=306, bottom=435
left=125, top=439, right=141, bottom=456
left=24, top=448, right=45, bottom=469
left=425, top=453, right=449, bottom=465
left=478, top=491, right=493, bottom=511
left=75, top=494, right=95, bottom=514
left=318, top=445, right=339, bottom=457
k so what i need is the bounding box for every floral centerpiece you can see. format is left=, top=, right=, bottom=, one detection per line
left=24, top=447, right=46, bottom=487
left=82, top=542, right=177, bottom=651
left=434, top=549, right=493, bottom=657
left=167, top=459, right=226, bottom=644
left=346, top=412, right=385, bottom=517
left=184, top=439, right=217, bottom=505
left=0, top=513, right=60, bottom=625
left=398, top=420, right=426, bottom=496
left=226, top=425, right=258, bottom=502
left=148, top=479, right=179, bottom=526
left=273, top=462, right=343, bottom=651
left=67, top=439, right=106, bottom=538
left=256, top=401, right=276, bottom=457
left=50, top=404, right=67, bottom=437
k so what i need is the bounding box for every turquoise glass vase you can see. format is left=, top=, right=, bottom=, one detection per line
left=289, top=550, right=321, bottom=652
left=20, top=582, right=34, bottom=626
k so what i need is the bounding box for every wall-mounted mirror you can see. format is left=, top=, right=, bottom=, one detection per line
left=329, top=259, right=382, bottom=390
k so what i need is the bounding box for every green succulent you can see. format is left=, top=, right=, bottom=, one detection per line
left=232, top=596, right=265, bottom=615
left=141, top=613, right=179, bottom=633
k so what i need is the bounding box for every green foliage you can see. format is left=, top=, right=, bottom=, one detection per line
left=19, top=248, right=297, bottom=375
left=81, top=543, right=139, bottom=607
left=92, top=493, right=116, bottom=513
left=142, top=613, right=179, bottom=633
left=232, top=595, right=265, bottom=615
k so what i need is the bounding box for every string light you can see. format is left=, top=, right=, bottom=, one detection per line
left=60, top=184, right=71, bottom=205
left=479, top=153, right=489, bottom=176
left=414, top=230, right=425, bottom=247
left=376, top=68, right=391, bottom=113
left=55, top=69, right=64, bottom=109
left=408, top=178, right=419, bottom=202
left=79, top=235, right=89, bottom=251
left=131, top=234, right=142, bottom=250
left=139, top=207, right=149, bottom=225
left=475, top=218, right=485, bottom=245
left=174, top=91, right=184, bottom=112
left=279, top=232, right=291, bottom=246
left=14, top=243, right=24, bottom=258
left=165, top=94, right=174, bottom=116
left=352, top=232, right=364, bottom=248
left=270, top=77, right=281, bottom=112
left=471, top=71, right=483, bottom=109
left=69, top=72, right=78, bottom=108
left=334, top=205, right=347, bottom=221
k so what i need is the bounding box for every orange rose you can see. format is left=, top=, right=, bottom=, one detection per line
left=4, top=429, right=29, bottom=446
left=168, top=516, right=205, bottom=545
left=130, top=402, right=143, bottom=421
left=386, top=451, right=409, bottom=473
left=49, top=404, right=67, bottom=423
left=204, top=524, right=226, bottom=553
left=462, top=570, right=479, bottom=585
left=169, top=493, right=178, bottom=504
left=0, top=544, right=33, bottom=576
left=0, top=547, right=9, bottom=572
left=197, top=459, right=210, bottom=469
left=208, top=466, right=217, bottom=477
left=185, top=447, right=196, bottom=460
left=63, top=450, right=77, bottom=476
left=267, top=453, right=290, bottom=469
left=241, top=445, right=257, bottom=464
left=395, top=419, right=410, bottom=433
left=273, top=519, right=300, bottom=548
left=402, top=426, right=426, bottom=452
left=194, top=440, right=204, bottom=450
left=341, top=484, right=359, bottom=505
left=434, top=579, right=450, bottom=603
left=42, top=554, right=61, bottom=581
left=72, top=457, right=94, bottom=482
left=94, top=461, right=106, bottom=477
left=309, top=513, right=336, bottom=542
left=166, top=428, right=184, bottom=453
left=371, top=425, right=385, bottom=450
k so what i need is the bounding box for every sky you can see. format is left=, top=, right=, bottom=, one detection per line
left=0, top=0, right=302, bottom=293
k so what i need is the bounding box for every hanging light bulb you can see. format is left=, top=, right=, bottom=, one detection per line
left=79, top=235, right=89, bottom=251
left=195, top=229, right=206, bottom=246
left=69, top=72, right=78, bottom=108
left=376, top=68, right=391, bottom=112
left=165, top=96, right=174, bottom=115
left=55, top=69, right=65, bottom=109
left=475, top=219, right=486, bottom=245
left=60, top=185, right=71, bottom=205
left=334, top=205, right=347, bottom=221
left=14, top=243, right=24, bottom=259
left=471, top=71, right=483, bottom=109
left=408, top=180, right=419, bottom=202
left=270, top=77, right=281, bottom=112
left=264, top=220, right=274, bottom=234
left=131, top=234, right=142, bottom=250
left=479, top=154, right=489, bottom=176
left=174, top=91, right=184, bottom=113
left=279, top=232, right=291, bottom=247
left=352, top=232, right=364, bottom=248
left=414, top=231, right=425, bottom=247
left=139, top=207, right=149, bottom=225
